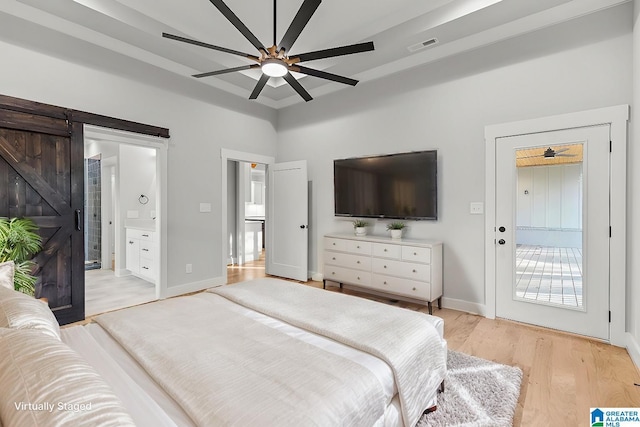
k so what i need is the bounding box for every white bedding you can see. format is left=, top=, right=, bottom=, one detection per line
left=62, top=279, right=446, bottom=427
left=209, top=279, right=447, bottom=426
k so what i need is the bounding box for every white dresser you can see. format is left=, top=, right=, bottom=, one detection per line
left=125, top=227, right=156, bottom=283
left=323, top=233, right=443, bottom=314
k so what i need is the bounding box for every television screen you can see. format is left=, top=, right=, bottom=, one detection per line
left=334, top=150, right=438, bottom=220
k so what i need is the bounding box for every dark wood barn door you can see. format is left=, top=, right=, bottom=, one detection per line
left=0, top=111, right=85, bottom=324
left=0, top=94, right=169, bottom=325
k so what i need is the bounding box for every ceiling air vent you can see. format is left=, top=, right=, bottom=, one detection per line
left=407, top=38, right=439, bottom=53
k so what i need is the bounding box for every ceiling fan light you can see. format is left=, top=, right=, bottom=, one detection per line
left=261, top=59, right=288, bottom=77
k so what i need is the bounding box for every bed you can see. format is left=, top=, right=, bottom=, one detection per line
left=0, top=277, right=447, bottom=427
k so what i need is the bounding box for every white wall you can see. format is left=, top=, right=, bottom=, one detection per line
left=276, top=7, right=632, bottom=308
left=0, top=39, right=278, bottom=291
left=120, top=145, right=156, bottom=221
left=517, top=164, right=582, bottom=229
left=629, top=0, right=640, bottom=366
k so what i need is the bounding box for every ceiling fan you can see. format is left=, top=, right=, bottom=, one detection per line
left=163, top=0, right=375, bottom=102
left=519, top=147, right=577, bottom=159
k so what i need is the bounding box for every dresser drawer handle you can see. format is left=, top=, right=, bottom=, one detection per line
left=383, top=281, right=387, bottom=285
left=356, top=261, right=360, bottom=264
left=412, top=269, right=417, bottom=273
left=142, top=234, right=149, bottom=237
left=357, top=245, right=360, bottom=249
left=383, top=265, right=387, bottom=269
left=414, top=252, right=417, bottom=256
left=384, top=249, right=387, bottom=252
left=333, top=243, right=336, bottom=246
left=332, top=257, right=336, bottom=260
left=357, top=276, right=360, bottom=280
left=332, top=272, right=335, bottom=275
left=142, top=248, right=149, bottom=252
left=412, top=287, right=416, bottom=291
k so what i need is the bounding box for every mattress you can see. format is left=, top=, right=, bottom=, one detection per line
left=62, top=293, right=446, bottom=427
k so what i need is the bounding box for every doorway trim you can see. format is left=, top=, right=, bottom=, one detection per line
left=484, top=105, right=629, bottom=346
left=220, top=148, right=275, bottom=283
left=84, top=125, right=169, bottom=300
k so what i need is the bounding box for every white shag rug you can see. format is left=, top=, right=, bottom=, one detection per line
left=417, top=350, right=523, bottom=427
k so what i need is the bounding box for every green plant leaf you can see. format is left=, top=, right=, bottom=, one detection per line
left=0, top=217, right=42, bottom=295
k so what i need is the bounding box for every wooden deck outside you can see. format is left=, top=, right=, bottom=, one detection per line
left=515, top=245, right=583, bottom=308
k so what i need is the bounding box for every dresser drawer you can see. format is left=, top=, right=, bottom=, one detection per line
left=372, top=258, right=430, bottom=282
left=139, top=241, right=154, bottom=260
left=324, top=265, right=371, bottom=286
left=371, top=274, right=431, bottom=300
left=401, top=246, right=431, bottom=263
left=372, top=243, right=401, bottom=260
left=127, top=229, right=155, bottom=241
left=139, top=262, right=154, bottom=278
left=139, top=231, right=154, bottom=241
left=324, top=251, right=370, bottom=271
left=346, top=240, right=372, bottom=255
left=325, top=237, right=347, bottom=251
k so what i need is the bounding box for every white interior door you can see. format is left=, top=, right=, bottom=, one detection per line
left=495, top=125, right=610, bottom=340
left=266, top=160, right=308, bottom=281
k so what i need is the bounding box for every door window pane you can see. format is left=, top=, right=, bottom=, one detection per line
left=514, top=143, right=584, bottom=309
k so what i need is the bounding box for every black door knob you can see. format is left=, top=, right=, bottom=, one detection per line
left=498, top=239, right=506, bottom=245
left=300, top=225, right=306, bottom=229
left=499, top=226, right=506, bottom=232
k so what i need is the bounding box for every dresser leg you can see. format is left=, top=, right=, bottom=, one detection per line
left=437, top=297, right=442, bottom=310
left=323, top=280, right=326, bottom=289
left=428, top=301, right=433, bottom=315
left=339, top=283, right=343, bottom=290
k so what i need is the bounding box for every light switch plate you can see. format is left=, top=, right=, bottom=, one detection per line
left=199, top=203, right=212, bottom=213
left=470, top=202, right=484, bottom=215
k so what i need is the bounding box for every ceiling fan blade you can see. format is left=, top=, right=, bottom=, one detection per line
left=554, top=147, right=571, bottom=154
left=163, top=33, right=259, bottom=61
left=555, top=154, right=577, bottom=157
left=193, top=64, right=259, bottom=78
left=293, top=65, right=358, bottom=86
left=249, top=74, right=271, bottom=99
left=283, top=73, right=313, bottom=102
left=208, top=0, right=266, bottom=52
left=278, top=0, right=321, bottom=53
left=517, top=154, right=544, bottom=159
left=291, top=41, right=375, bottom=63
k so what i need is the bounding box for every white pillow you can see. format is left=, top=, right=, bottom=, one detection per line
left=0, top=261, right=14, bottom=290
left=0, top=328, right=135, bottom=427
left=0, top=286, right=60, bottom=340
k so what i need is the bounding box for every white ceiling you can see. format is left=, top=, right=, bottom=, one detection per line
left=0, top=0, right=630, bottom=109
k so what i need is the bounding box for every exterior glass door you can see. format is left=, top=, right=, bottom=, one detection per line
left=495, top=125, right=610, bottom=340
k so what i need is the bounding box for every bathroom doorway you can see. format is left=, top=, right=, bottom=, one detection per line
left=227, top=160, right=267, bottom=281
left=83, top=130, right=160, bottom=316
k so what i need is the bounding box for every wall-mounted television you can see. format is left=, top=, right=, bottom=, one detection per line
left=334, top=150, right=438, bottom=220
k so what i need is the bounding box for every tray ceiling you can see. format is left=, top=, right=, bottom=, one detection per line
left=0, top=0, right=630, bottom=109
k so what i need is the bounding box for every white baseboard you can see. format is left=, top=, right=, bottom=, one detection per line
left=163, top=276, right=226, bottom=298
left=310, top=271, right=323, bottom=282
left=627, top=332, right=640, bottom=373
left=441, top=297, right=486, bottom=316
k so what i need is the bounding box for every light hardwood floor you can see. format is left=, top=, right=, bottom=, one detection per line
left=85, top=269, right=156, bottom=316
left=228, top=255, right=640, bottom=426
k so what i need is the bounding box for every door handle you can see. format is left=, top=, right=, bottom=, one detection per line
left=499, top=226, right=506, bottom=232
left=300, top=225, right=307, bottom=229
left=498, top=239, right=506, bottom=245
left=75, top=209, right=81, bottom=231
